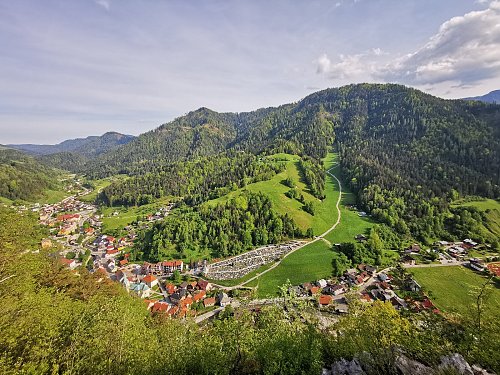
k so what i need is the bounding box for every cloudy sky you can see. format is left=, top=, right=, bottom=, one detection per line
left=1, top=0, right=500, bottom=144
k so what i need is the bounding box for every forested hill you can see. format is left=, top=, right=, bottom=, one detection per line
left=87, top=84, right=500, bottom=196
left=0, top=148, right=61, bottom=202
left=8, top=131, right=135, bottom=158
left=91, top=83, right=500, bottom=244
left=84, top=107, right=277, bottom=176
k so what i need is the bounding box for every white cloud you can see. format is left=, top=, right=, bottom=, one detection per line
left=316, top=53, right=331, bottom=74
left=94, top=0, right=110, bottom=11
left=380, top=1, right=500, bottom=85
left=315, top=49, right=382, bottom=80
left=317, top=1, right=500, bottom=89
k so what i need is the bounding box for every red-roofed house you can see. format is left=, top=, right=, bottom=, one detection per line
left=57, top=214, right=80, bottom=222
left=319, top=295, right=333, bottom=306
left=197, top=279, right=210, bottom=291
left=180, top=297, right=193, bottom=308
left=310, top=286, right=320, bottom=295
left=84, top=227, right=95, bottom=235
left=422, top=298, right=434, bottom=309
left=119, top=259, right=128, bottom=267
left=487, top=262, right=500, bottom=277
left=204, top=297, right=216, bottom=307
left=165, top=283, right=176, bottom=294
left=152, top=302, right=170, bottom=313
left=143, top=274, right=158, bottom=288
left=60, top=257, right=77, bottom=270
left=193, top=291, right=206, bottom=302
left=167, top=306, right=178, bottom=317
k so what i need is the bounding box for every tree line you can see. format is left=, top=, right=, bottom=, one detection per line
left=133, top=191, right=301, bottom=261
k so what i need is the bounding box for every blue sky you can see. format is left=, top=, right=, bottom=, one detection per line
left=1, top=0, right=500, bottom=143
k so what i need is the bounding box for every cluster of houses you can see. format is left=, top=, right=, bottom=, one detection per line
left=401, top=239, right=483, bottom=265
left=92, top=235, right=131, bottom=255
left=113, top=268, right=229, bottom=318
left=56, top=214, right=81, bottom=236
left=361, top=274, right=407, bottom=310
left=468, top=259, right=500, bottom=277
left=287, top=264, right=383, bottom=313
left=38, top=197, right=95, bottom=225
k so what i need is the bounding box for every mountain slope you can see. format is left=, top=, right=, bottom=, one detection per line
left=463, top=90, right=500, bottom=104
left=8, top=131, right=135, bottom=158
left=85, top=108, right=279, bottom=177
left=0, top=148, right=62, bottom=202
left=94, top=84, right=500, bottom=244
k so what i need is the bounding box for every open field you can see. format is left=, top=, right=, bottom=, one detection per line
left=453, top=198, right=500, bottom=240
left=324, top=165, right=375, bottom=244
left=43, top=189, right=70, bottom=204
left=0, top=196, right=13, bottom=205
left=410, top=266, right=500, bottom=318
left=453, top=198, right=500, bottom=211
left=247, top=240, right=337, bottom=297
left=100, top=197, right=172, bottom=233
left=246, top=160, right=383, bottom=297
left=80, top=175, right=128, bottom=203
left=207, top=153, right=339, bottom=234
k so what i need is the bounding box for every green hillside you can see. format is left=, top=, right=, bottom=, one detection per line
left=450, top=198, right=500, bottom=245
left=84, top=84, right=500, bottom=248
left=0, top=148, right=67, bottom=203
left=206, top=152, right=338, bottom=234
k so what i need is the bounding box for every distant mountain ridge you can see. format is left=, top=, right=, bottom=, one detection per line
left=8, top=131, right=136, bottom=158
left=463, top=89, right=500, bottom=104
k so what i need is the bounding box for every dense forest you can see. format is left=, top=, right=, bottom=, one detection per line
left=134, top=191, right=301, bottom=261
left=2, top=84, right=500, bottom=246
left=98, top=152, right=286, bottom=207
left=1, top=207, right=499, bottom=374
left=84, top=84, right=500, bottom=246
left=0, top=148, right=61, bottom=201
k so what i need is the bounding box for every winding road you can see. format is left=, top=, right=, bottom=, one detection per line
left=226, top=165, right=343, bottom=290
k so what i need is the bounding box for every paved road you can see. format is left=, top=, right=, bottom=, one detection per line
left=232, top=165, right=343, bottom=289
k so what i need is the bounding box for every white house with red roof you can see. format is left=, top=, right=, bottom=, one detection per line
left=143, top=274, right=158, bottom=288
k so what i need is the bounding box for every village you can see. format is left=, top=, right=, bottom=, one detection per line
left=13, top=179, right=499, bottom=323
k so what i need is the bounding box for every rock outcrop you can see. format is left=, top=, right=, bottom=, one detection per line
left=323, top=353, right=495, bottom=375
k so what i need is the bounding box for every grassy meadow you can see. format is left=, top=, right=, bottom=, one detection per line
left=410, top=266, right=500, bottom=318
left=207, top=153, right=339, bottom=235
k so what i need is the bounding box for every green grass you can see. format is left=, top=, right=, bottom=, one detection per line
left=324, top=164, right=375, bottom=244
left=0, top=196, right=14, bottom=205
left=80, top=175, right=128, bottom=203
left=42, top=189, right=70, bottom=204
left=243, top=154, right=381, bottom=297
left=0, top=187, right=70, bottom=206
left=453, top=198, right=500, bottom=211
left=207, top=153, right=339, bottom=234
left=410, top=266, right=500, bottom=318
left=101, top=197, right=172, bottom=233
left=248, top=240, right=337, bottom=297
left=452, top=198, right=500, bottom=240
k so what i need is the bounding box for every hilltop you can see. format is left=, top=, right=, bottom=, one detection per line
left=464, top=89, right=500, bottom=104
